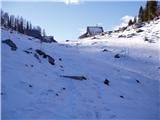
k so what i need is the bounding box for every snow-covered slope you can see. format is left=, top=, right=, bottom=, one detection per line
left=1, top=19, right=160, bottom=120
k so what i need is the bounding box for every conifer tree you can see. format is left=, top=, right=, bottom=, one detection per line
left=1, top=10, right=47, bottom=40
left=20, top=17, right=24, bottom=33
left=10, top=15, right=15, bottom=29
left=29, top=22, right=32, bottom=30
left=26, top=21, right=29, bottom=30
left=138, top=0, right=159, bottom=22
left=14, top=18, right=18, bottom=31
left=143, top=8, right=149, bottom=21
left=8, top=16, right=12, bottom=28
left=148, top=0, right=158, bottom=20
left=4, top=12, right=9, bottom=27
left=143, top=0, right=158, bottom=21
left=1, top=10, right=5, bottom=25
left=133, top=16, right=137, bottom=24
left=138, top=6, right=144, bottom=22
left=128, top=19, right=133, bottom=26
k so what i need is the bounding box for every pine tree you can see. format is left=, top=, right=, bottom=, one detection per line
left=1, top=10, right=4, bottom=25
left=29, top=22, right=32, bottom=30
left=133, top=16, right=137, bottom=24
left=17, top=16, right=20, bottom=32
left=20, top=17, right=24, bottom=33
left=4, top=12, right=9, bottom=27
left=10, top=15, right=15, bottom=29
left=8, top=16, right=12, bottom=28
left=36, top=26, right=42, bottom=36
left=128, top=19, right=133, bottom=26
left=143, top=0, right=158, bottom=22
left=138, top=6, right=144, bottom=22
left=26, top=21, right=29, bottom=30
left=14, top=18, right=18, bottom=30
left=1, top=10, right=48, bottom=40
left=143, top=8, right=149, bottom=22
left=148, top=0, right=158, bottom=20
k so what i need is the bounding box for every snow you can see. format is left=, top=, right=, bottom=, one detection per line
left=1, top=18, right=160, bottom=119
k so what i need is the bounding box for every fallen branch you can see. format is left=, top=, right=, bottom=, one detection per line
left=61, top=75, right=87, bottom=81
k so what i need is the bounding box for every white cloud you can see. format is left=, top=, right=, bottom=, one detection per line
left=64, top=0, right=80, bottom=5
left=113, top=15, right=134, bottom=30
left=121, top=16, right=134, bottom=24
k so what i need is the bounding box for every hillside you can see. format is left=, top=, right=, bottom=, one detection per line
left=1, top=18, right=160, bottom=119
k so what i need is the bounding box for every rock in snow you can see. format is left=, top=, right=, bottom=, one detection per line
left=61, top=75, right=87, bottom=80
left=2, top=39, right=17, bottom=51
left=35, top=49, right=55, bottom=65
left=114, top=54, right=121, bottom=58
left=47, top=55, right=55, bottom=65
left=104, top=79, right=110, bottom=86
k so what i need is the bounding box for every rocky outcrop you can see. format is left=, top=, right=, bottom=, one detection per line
left=47, top=55, right=55, bottom=65
left=35, top=49, right=55, bottom=65
left=114, top=54, right=121, bottom=58
left=104, top=79, right=110, bottom=86
left=35, top=49, right=47, bottom=58
left=2, top=39, right=17, bottom=51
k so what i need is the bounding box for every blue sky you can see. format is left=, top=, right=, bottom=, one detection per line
left=2, top=1, right=146, bottom=41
